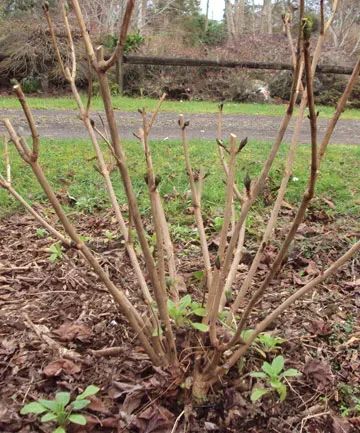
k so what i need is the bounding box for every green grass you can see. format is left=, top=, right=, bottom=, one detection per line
left=1, top=94, right=360, bottom=120
left=1, top=138, right=359, bottom=223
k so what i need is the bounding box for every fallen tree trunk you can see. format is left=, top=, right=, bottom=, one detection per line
left=123, top=55, right=355, bottom=75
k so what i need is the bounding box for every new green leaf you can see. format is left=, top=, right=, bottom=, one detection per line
left=251, top=388, right=268, bottom=402
left=20, top=402, right=47, bottom=415
left=68, top=414, right=87, bottom=425
left=41, top=412, right=58, bottom=423
left=191, top=322, right=209, bottom=332
left=76, top=385, right=99, bottom=400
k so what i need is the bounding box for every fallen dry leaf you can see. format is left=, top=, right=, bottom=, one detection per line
left=305, top=260, right=320, bottom=276
left=132, top=405, right=175, bottom=433
left=306, top=320, right=332, bottom=336
left=53, top=322, right=92, bottom=342
left=43, top=358, right=81, bottom=377
left=87, top=396, right=110, bottom=414
left=331, top=415, right=351, bottom=433
left=304, top=359, right=334, bottom=392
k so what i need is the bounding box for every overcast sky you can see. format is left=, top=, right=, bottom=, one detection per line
left=200, top=0, right=225, bottom=21
left=200, top=0, right=264, bottom=21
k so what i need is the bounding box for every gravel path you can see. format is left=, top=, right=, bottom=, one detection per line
left=0, top=109, right=359, bottom=144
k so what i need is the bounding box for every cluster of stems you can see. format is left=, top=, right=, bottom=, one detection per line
left=1, top=0, right=359, bottom=397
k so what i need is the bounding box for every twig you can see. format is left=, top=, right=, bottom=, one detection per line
left=0, top=174, right=71, bottom=246
left=170, top=410, right=185, bottom=433
left=229, top=25, right=318, bottom=344
left=300, top=411, right=330, bottom=433
left=103, top=0, right=135, bottom=71
left=89, top=347, right=124, bottom=357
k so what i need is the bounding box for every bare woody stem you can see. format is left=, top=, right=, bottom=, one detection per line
left=179, top=115, right=212, bottom=290
left=66, top=0, right=178, bottom=363
left=3, top=114, right=162, bottom=367
left=207, top=134, right=238, bottom=346
left=214, top=1, right=305, bottom=313
left=3, top=135, right=10, bottom=183
left=141, top=95, right=179, bottom=298
left=68, top=3, right=164, bottom=311
left=229, top=55, right=360, bottom=345
left=228, top=0, right=338, bottom=326
left=229, top=26, right=318, bottom=345
left=215, top=106, right=246, bottom=312
left=43, top=4, right=154, bottom=309
left=102, top=0, right=135, bottom=71
left=70, top=0, right=170, bottom=343
left=218, top=238, right=360, bottom=375
left=216, top=105, right=243, bottom=203
left=318, top=57, right=360, bottom=161
left=283, top=12, right=304, bottom=99
left=12, top=86, right=39, bottom=161
left=214, top=35, right=303, bottom=325
left=94, top=65, right=177, bottom=365
left=137, top=119, right=178, bottom=360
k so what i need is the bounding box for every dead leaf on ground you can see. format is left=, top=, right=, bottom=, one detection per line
left=53, top=322, right=92, bottom=342
left=331, top=415, right=351, bottom=433
left=304, top=359, right=334, bottom=392
left=306, top=320, right=332, bottom=336
left=87, top=396, right=110, bottom=414
left=43, top=358, right=82, bottom=377
left=174, top=275, right=187, bottom=294
left=111, top=381, right=144, bottom=416
left=305, top=260, right=320, bottom=276
left=132, top=405, right=175, bottom=433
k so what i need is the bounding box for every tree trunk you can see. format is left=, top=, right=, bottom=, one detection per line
left=225, top=0, right=236, bottom=40
left=204, top=0, right=210, bottom=33
left=261, top=0, right=272, bottom=35
left=234, top=0, right=245, bottom=36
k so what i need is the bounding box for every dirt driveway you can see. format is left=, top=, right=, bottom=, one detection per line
left=0, top=108, right=359, bottom=144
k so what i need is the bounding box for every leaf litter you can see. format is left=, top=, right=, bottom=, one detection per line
left=0, top=211, right=359, bottom=432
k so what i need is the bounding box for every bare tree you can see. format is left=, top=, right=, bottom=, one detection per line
left=329, top=0, right=360, bottom=52
left=225, top=0, right=246, bottom=40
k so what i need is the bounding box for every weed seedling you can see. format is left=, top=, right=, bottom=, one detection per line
left=36, top=228, right=48, bottom=238
left=167, top=294, right=208, bottom=332
left=250, top=355, right=300, bottom=402
left=47, top=243, right=63, bottom=263
left=256, top=333, right=286, bottom=356
left=20, top=385, right=99, bottom=433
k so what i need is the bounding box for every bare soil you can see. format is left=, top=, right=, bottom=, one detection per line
left=0, top=209, right=359, bottom=433
left=0, top=109, right=359, bottom=144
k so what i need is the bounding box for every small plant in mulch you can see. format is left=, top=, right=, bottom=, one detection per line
left=21, top=385, right=99, bottom=433
left=250, top=355, right=301, bottom=402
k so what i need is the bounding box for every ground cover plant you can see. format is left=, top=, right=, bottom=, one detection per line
left=0, top=0, right=359, bottom=432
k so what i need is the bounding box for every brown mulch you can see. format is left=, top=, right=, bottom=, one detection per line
left=0, top=210, right=359, bottom=433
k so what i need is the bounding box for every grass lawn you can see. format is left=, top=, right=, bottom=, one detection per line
left=1, top=94, right=360, bottom=120
left=1, top=138, right=359, bottom=228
